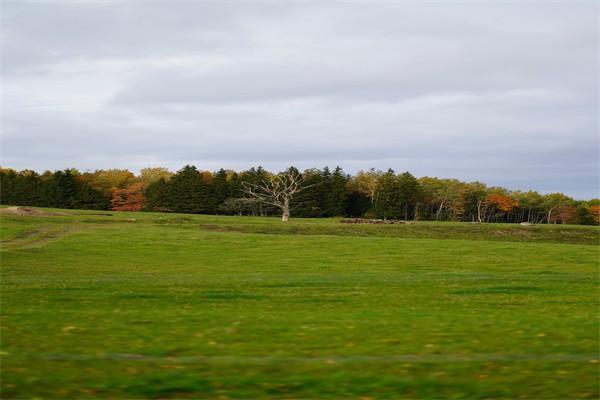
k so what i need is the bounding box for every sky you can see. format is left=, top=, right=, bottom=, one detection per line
left=1, top=1, right=598, bottom=198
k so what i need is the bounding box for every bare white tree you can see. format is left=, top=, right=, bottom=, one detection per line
left=241, top=171, right=314, bottom=222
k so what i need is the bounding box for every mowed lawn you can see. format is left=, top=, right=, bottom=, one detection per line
left=0, top=209, right=598, bottom=398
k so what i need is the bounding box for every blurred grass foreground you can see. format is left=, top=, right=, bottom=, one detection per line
left=1, top=207, right=598, bottom=398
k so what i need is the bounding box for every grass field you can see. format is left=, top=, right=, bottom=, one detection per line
left=1, top=207, right=599, bottom=398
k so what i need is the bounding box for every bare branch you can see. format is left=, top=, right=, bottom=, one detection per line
left=240, top=171, right=313, bottom=221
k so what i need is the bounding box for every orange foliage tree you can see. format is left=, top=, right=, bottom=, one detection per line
left=549, top=205, right=576, bottom=224
left=484, top=193, right=518, bottom=213
left=111, top=182, right=145, bottom=211
left=588, top=205, right=600, bottom=224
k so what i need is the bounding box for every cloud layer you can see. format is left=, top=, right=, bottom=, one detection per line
left=1, top=1, right=598, bottom=198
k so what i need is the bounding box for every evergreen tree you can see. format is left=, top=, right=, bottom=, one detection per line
left=52, top=170, right=82, bottom=208
left=168, top=165, right=213, bottom=214
left=42, top=170, right=108, bottom=209
left=78, top=183, right=110, bottom=210
left=327, top=166, right=349, bottom=216
left=228, top=172, right=242, bottom=198
left=293, top=168, right=324, bottom=217
left=14, top=170, right=41, bottom=206
left=318, top=166, right=333, bottom=216
left=238, top=167, right=274, bottom=216
left=212, top=169, right=231, bottom=208
left=144, top=178, right=171, bottom=211
left=0, top=168, right=19, bottom=205
left=345, top=190, right=371, bottom=217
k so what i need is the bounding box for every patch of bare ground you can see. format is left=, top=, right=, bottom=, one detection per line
left=0, top=206, right=67, bottom=216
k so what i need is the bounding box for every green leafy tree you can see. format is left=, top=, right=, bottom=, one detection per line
left=542, top=193, right=575, bottom=224
left=462, top=182, right=488, bottom=222
left=374, top=169, right=400, bottom=220
left=397, top=171, right=421, bottom=220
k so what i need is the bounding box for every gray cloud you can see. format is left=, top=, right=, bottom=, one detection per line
left=1, top=1, right=598, bottom=198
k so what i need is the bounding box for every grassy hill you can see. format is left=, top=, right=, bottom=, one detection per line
left=1, top=207, right=598, bottom=398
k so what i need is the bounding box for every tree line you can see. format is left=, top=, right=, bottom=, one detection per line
left=1, top=165, right=598, bottom=225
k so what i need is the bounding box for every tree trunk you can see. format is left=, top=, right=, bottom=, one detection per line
left=477, top=200, right=483, bottom=223
left=281, top=199, right=290, bottom=222
left=436, top=200, right=445, bottom=220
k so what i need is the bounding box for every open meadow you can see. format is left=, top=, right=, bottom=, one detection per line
left=0, top=207, right=598, bottom=398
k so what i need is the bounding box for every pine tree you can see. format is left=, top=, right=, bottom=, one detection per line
left=144, top=178, right=171, bottom=211
left=0, top=168, right=18, bottom=205
left=53, top=170, right=81, bottom=208
left=319, top=166, right=333, bottom=217
left=345, top=191, right=371, bottom=217
left=78, top=184, right=110, bottom=210
left=327, top=166, right=349, bottom=216
left=212, top=169, right=231, bottom=209
left=168, top=165, right=213, bottom=214
left=293, top=168, right=324, bottom=217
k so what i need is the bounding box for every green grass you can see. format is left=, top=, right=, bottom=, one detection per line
left=1, top=208, right=599, bottom=398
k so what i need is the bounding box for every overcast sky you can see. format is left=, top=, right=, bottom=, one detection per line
left=1, top=1, right=598, bottom=198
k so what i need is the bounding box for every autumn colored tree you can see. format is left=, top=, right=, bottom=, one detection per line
left=483, top=193, right=518, bottom=222
left=571, top=204, right=595, bottom=225
left=353, top=169, right=381, bottom=206
left=485, top=193, right=518, bottom=213
left=589, top=205, right=600, bottom=224
left=542, top=193, right=575, bottom=224
left=139, top=167, right=173, bottom=186
left=83, top=169, right=136, bottom=197
left=111, top=182, right=145, bottom=211
left=551, top=205, right=576, bottom=225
